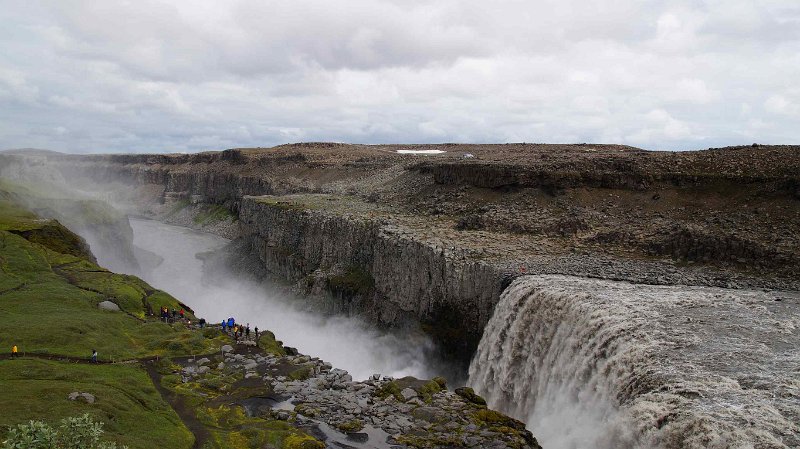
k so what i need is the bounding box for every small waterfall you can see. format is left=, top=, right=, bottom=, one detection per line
left=468, top=275, right=800, bottom=449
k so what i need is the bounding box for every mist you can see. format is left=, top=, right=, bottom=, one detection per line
left=125, top=217, right=451, bottom=382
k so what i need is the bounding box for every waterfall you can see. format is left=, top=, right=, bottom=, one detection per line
left=468, top=275, right=800, bottom=449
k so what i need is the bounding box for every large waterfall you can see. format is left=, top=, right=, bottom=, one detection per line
left=468, top=275, right=799, bottom=449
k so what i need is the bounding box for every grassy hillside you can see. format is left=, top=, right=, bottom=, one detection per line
left=0, top=359, right=193, bottom=449
left=0, top=196, right=218, bottom=448
left=0, top=194, right=323, bottom=449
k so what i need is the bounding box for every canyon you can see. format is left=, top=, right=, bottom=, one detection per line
left=3, top=143, right=799, bottom=448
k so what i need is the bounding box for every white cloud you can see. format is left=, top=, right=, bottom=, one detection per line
left=0, top=0, right=798, bottom=153
left=765, top=95, right=799, bottom=116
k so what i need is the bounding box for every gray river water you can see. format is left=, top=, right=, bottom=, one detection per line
left=126, top=217, right=442, bottom=382
left=469, top=275, right=800, bottom=449
left=121, top=218, right=799, bottom=449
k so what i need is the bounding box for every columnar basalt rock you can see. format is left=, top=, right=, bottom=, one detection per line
left=21, top=144, right=800, bottom=364
left=236, top=195, right=508, bottom=362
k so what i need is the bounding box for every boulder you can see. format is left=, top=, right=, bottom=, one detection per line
left=454, top=387, right=487, bottom=406
left=284, top=346, right=299, bottom=356
left=220, top=345, right=234, bottom=353
left=97, top=301, right=120, bottom=312
left=68, top=392, right=95, bottom=404
left=400, top=388, right=418, bottom=401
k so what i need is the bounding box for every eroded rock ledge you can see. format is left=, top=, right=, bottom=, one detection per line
left=21, top=143, right=800, bottom=363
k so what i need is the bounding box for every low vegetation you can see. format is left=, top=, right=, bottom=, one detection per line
left=4, top=413, right=128, bottom=449
left=192, top=204, right=235, bottom=225
left=1, top=191, right=327, bottom=448
left=0, top=361, right=192, bottom=449
left=327, top=265, right=375, bottom=296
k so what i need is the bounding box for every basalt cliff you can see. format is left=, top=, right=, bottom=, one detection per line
left=23, top=143, right=800, bottom=366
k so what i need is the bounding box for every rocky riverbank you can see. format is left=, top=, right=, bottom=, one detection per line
left=172, top=334, right=538, bottom=449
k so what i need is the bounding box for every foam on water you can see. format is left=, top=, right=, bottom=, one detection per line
left=468, top=275, right=800, bottom=449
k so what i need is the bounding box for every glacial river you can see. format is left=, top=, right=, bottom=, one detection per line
left=126, top=217, right=443, bottom=381
left=124, top=218, right=799, bottom=449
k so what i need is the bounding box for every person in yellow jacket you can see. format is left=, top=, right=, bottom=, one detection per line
left=11, top=345, right=18, bottom=358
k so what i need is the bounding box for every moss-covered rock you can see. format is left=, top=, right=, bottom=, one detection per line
left=293, top=403, right=320, bottom=418
left=327, top=265, right=375, bottom=296
left=288, top=364, right=315, bottom=381
left=455, top=387, right=487, bottom=406
left=336, top=419, right=364, bottom=433
left=283, top=434, right=324, bottom=449
left=9, top=221, right=95, bottom=262
left=375, top=376, right=443, bottom=403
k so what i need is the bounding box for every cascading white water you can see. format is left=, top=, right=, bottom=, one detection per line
left=123, top=217, right=449, bottom=381
left=468, top=275, right=800, bottom=449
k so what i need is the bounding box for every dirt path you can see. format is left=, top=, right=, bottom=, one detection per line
left=0, top=352, right=211, bottom=449
left=0, top=352, right=121, bottom=364
left=144, top=360, right=211, bottom=449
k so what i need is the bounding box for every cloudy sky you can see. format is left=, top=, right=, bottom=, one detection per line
left=1, top=1, right=798, bottom=153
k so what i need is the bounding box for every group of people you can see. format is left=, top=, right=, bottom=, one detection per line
left=159, top=306, right=186, bottom=323
left=221, top=317, right=260, bottom=345
left=8, top=312, right=264, bottom=363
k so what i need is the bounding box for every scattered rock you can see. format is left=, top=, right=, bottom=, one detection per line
left=400, top=388, right=418, bottom=401
left=68, top=392, right=95, bottom=404
left=97, top=301, right=120, bottom=312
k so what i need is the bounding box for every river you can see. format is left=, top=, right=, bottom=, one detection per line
left=126, top=217, right=444, bottom=382
left=122, top=218, right=799, bottom=448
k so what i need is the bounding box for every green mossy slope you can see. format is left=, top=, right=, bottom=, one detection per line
left=0, top=359, right=193, bottom=449
left=0, top=196, right=226, bottom=448
left=0, top=194, right=320, bottom=449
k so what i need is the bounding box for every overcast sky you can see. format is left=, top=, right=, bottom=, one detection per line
left=1, top=1, right=798, bottom=153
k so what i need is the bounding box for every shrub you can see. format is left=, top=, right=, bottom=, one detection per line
left=3, top=414, right=126, bottom=449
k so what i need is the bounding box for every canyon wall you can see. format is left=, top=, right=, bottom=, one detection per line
left=38, top=144, right=800, bottom=364
left=236, top=196, right=511, bottom=361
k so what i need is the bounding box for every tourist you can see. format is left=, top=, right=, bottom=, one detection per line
left=179, top=309, right=185, bottom=320
left=221, top=320, right=227, bottom=332
left=199, top=318, right=206, bottom=328
left=254, top=327, right=259, bottom=345
left=245, top=324, right=250, bottom=339
left=91, top=349, right=97, bottom=363
left=11, top=345, right=18, bottom=359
